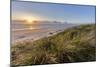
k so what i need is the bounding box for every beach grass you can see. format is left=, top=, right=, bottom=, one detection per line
left=11, top=24, right=96, bottom=66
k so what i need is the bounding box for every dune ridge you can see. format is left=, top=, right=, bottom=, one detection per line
left=11, top=24, right=96, bottom=66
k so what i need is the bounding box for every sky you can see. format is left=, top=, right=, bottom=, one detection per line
left=12, top=1, right=96, bottom=24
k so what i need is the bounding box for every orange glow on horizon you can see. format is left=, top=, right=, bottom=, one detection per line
left=24, top=17, right=35, bottom=24
left=12, top=15, right=43, bottom=24
left=27, top=19, right=33, bottom=24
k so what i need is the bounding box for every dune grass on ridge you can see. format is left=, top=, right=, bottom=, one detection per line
left=11, top=24, right=96, bottom=66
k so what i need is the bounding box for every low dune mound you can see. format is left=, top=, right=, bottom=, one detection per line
left=11, top=24, right=96, bottom=66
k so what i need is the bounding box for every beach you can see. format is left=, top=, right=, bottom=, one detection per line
left=11, top=22, right=76, bottom=44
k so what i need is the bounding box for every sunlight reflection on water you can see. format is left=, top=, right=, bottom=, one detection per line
left=28, top=25, right=34, bottom=30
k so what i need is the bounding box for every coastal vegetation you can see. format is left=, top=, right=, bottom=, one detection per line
left=11, top=24, right=96, bottom=66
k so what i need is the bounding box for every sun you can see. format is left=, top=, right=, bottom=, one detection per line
left=23, top=16, right=38, bottom=24
left=27, top=18, right=33, bottom=24
left=27, top=20, right=33, bottom=23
